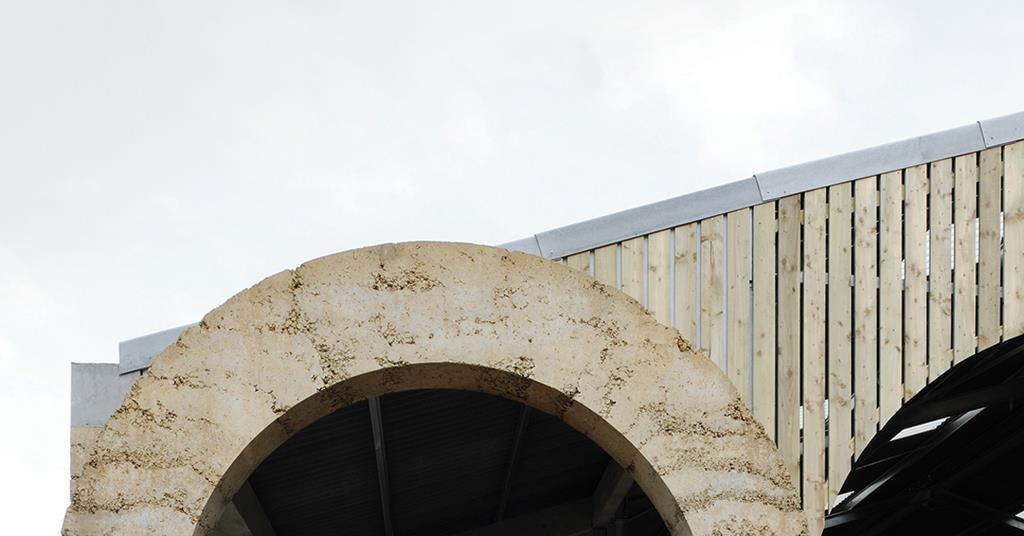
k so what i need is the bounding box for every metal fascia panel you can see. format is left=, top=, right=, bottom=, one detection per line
left=71, top=363, right=140, bottom=427
left=499, top=235, right=542, bottom=256
left=979, top=111, right=1024, bottom=148
left=118, top=323, right=196, bottom=374
left=755, top=123, right=985, bottom=200
left=531, top=177, right=761, bottom=259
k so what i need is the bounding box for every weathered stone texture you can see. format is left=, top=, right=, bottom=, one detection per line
left=64, top=242, right=805, bottom=536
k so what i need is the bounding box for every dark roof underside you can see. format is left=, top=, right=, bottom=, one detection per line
left=248, top=389, right=664, bottom=536
left=825, top=334, right=1024, bottom=535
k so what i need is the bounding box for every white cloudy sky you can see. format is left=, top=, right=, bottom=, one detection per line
left=2, top=0, right=1023, bottom=531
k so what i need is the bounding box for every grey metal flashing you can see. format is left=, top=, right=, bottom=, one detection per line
left=500, top=235, right=542, bottom=256
left=754, top=123, right=985, bottom=200
left=70, top=363, right=140, bottom=427
left=502, top=110, right=1024, bottom=260
left=979, top=111, right=1024, bottom=148
left=505, top=177, right=761, bottom=259
left=118, top=323, right=195, bottom=374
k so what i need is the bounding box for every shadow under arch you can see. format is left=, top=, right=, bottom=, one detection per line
left=204, top=362, right=680, bottom=535
left=64, top=242, right=803, bottom=536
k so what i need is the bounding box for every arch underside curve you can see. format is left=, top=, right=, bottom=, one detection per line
left=63, top=242, right=805, bottom=536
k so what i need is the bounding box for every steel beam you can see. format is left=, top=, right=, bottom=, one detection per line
left=369, top=396, right=395, bottom=536
left=496, top=405, right=532, bottom=522
left=592, top=462, right=634, bottom=528
left=210, top=481, right=277, bottom=536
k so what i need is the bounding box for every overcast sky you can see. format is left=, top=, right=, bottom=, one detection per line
left=3, top=1, right=1024, bottom=531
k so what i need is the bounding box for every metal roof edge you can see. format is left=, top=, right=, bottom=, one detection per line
left=754, top=122, right=985, bottom=200
left=979, top=111, right=1024, bottom=148
left=502, top=177, right=762, bottom=259
left=502, top=110, right=1024, bottom=259
left=118, top=323, right=196, bottom=374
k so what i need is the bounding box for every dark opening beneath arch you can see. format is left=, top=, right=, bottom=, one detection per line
left=212, top=389, right=668, bottom=536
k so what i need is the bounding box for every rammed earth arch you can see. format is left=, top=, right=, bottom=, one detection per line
left=63, top=243, right=805, bottom=535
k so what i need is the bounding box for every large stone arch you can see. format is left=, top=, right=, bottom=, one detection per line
left=63, top=242, right=805, bottom=535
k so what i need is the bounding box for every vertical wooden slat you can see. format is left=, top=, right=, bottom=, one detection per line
left=621, top=237, right=644, bottom=303
left=777, top=195, right=801, bottom=485
left=978, top=148, right=1003, bottom=350
left=566, top=252, right=590, bottom=273
left=1004, top=142, right=1024, bottom=339
left=853, top=176, right=878, bottom=458
left=727, top=209, right=752, bottom=404
left=929, top=159, right=954, bottom=381
left=953, top=154, right=978, bottom=363
left=879, top=171, right=903, bottom=426
left=647, top=230, right=672, bottom=325
left=594, top=244, right=618, bottom=288
left=904, top=165, right=929, bottom=401
left=827, top=182, right=853, bottom=507
left=802, top=189, right=826, bottom=533
left=701, top=216, right=726, bottom=369
left=752, top=203, right=777, bottom=441
left=674, top=224, right=699, bottom=344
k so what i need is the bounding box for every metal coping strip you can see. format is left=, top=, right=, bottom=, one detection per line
left=502, top=110, right=1024, bottom=260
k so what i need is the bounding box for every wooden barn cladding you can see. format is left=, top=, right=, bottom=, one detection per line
left=555, top=141, right=1021, bottom=534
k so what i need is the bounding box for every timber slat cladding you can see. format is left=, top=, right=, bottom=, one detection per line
left=701, top=215, right=726, bottom=369
left=777, top=195, right=802, bottom=487
left=552, top=141, right=1023, bottom=530
left=674, top=223, right=699, bottom=344
left=904, top=165, right=929, bottom=400
left=594, top=244, right=617, bottom=288
left=879, top=170, right=903, bottom=427
left=567, top=251, right=590, bottom=274
left=1005, top=142, right=1024, bottom=340
left=953, top=154, right=978, bottom=364
left=978, top=147, right=1003, bottom=348
left=648, top=230, right=672, bottom=325
left=853, top=177, right=878, bottom=458
left=727, top=209, right=752, bottom=404
left=978, top=148, right=1003, bottom=350
left=801, top=188, right=827, bottom=536
left=621, top=237, right=644, bottom=304
left=827, top=182, right=853, bottom=508
left=751, top=203, right=777, bottom=442
left=929, top=159, right=954, bottom=381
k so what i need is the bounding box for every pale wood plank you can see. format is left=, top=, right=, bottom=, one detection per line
left=827, top=182, right=854, bottom=507
left=727, top=209, right=752, bottom=405
left=700, top=216, right=726, bottom=370
left=752, top=203, right=777, bottom=441
left=566, top=252, right=590, bottom=274
left=904, top=165, right=929, bottom=400
left=621, top=237, right=644, bottom=304
left=853, top=176, right=878, bottom=458
left=953, top=154, right=978, bottom=363
left=1005, top=142, right=1024, bottom=339
left=879, top=171, right=903, bottom=426
left=674, top=224, right=699, bottom=344
left=777, top=195, right=801, bottom=485
left=802, top=189, right=827, bottom=532
left=647, top=230, right=672, bottom=325
left=929, top=159, right=954, bottom=381
left=594, top=244, right=618, bottom=288
left=978, top=148, right=1003, bottom=350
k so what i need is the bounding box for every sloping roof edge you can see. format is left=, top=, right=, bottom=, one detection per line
left=503, top=111, right=1024, bottom=260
